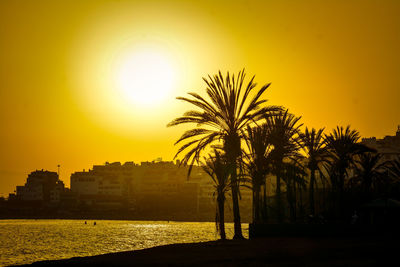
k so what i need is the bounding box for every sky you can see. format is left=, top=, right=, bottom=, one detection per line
left=1, top=0, right=399, bottom=196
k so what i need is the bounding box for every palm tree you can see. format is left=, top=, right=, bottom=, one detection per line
left=388, top=159, right=400, bottom=179
left=243, top=124, right=272, bottom=223
left=202, top=151, right=230, bottom=240
left=168, top=70, right=280, bottom=238
left=264, top=109, right=303, bottom=223
left=282, top=159, right=307, bottom=222
left=386, top=159, right=400, bottom=198
left=351, top=152, right=386, bottom=198
left=299, top=127, right=328, bottom=216
left=324, top=126, right=371, bottom=218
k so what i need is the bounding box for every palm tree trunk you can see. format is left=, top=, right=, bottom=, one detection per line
left=225, top=135, right=243, bottom=239
left=276, top=164, right=283, bottom=223
left=230, top=162, right=243, bottom=239
left=262, top=181, right=268, bottom=222
left=217, top=194, right=226, bottom=240
left=309, top=169, right=315, bottom=215
left=254, top=184, right=261, bottom=223
left=299, top=181, right=304, bottom=220
left=337, top=169, right=345, bottom=220
left=231, top=185, right=242, bottom=238
left=293, top=178, right=297, bottom=222
left=287, top=175, right=295, bottom=223
left=314, top=173, right=319, bottom=214
left=252, top=190, right=256, bottom=223
left=321, top=171, right=326, bottom=213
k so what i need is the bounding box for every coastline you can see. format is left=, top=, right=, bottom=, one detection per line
left=0, top=217, right=248, bottom=225
left=20, top=236, right=397, bottom=266
left=0, top=212, right=250, bottom=224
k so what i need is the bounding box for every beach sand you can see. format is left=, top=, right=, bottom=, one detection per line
left=24, top=236, right=397, bottom=266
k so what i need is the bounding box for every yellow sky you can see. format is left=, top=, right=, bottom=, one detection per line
left=1, top=0, right=399, bottom=196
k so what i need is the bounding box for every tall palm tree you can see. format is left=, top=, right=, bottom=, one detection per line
left=168, top=70, right=280, bottom=238
left=243, top=124, right=272, bottom=223
left=202, top=151, right=230, bottom=240
left=324, top=126, right=371, bottom=218
left=299, top=127, right=328, bottom=215
left=264, top=109, right=303, bottom=223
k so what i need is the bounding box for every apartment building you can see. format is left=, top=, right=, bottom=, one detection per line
left=15, top=170, right=65, bottom=203
left=362, top=126, right=400, bottom=161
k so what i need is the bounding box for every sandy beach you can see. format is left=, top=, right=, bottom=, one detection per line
left=22, top=236, right=397, bottom=266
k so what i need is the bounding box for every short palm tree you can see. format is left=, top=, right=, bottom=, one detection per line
left=202, top=150, right=230, bottom=240
left=379, top=159, right=400, bottom=197
left=168, top=70, right=280, bottom=238
left=282, top=159, right=307, bottom=222
left=299, top=127, right=328, bottom=215
left=264, top=109, right=303, bottom=223
left=352, top=152, right=386, bottom=198
left=243, top=124, right=272, bottom=223
left=388, top=159, right=400, bottom=179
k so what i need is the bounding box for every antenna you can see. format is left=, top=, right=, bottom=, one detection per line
left=57, top=164, right=60, bottom=178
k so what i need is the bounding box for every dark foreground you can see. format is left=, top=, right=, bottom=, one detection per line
left=21, top=237, right=397, bottom=266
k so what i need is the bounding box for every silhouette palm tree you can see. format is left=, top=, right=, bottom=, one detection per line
left=202, top=151, right=230, bottom=240
left=282, top=159, right=307, bottom=222
left=299, top=127, right=328, bottom=215
left=379, top=159, right=400, bottom=197
left=351, top=152, right=386, bottom=198
left=324, top=126, right=371, bottom=218
left=168, top=70, right=280, bottom=238
left=388, top=159, right=400, bottom=179
left=243, top=124, right=272, bottom=223
left=264, top=109, right=303, bottom=223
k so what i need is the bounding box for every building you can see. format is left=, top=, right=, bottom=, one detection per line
left=362, top=126, right=400, bottom=161
left=70, top=160, right=252, bottom=221
left=15, top=170, right=65, bottom=204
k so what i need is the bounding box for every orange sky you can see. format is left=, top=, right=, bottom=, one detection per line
left=1, top=0, right=399, bottom=196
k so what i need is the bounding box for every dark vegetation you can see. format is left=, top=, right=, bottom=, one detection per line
left=168, top=70, right=400, bottom=240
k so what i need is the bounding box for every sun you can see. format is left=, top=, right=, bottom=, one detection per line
left=71, top=37, right=186, bottom=136
left=115, top=48, right=177, bottom=108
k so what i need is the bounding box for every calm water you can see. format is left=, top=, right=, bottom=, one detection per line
left=0, top=219, right=248, bottom=266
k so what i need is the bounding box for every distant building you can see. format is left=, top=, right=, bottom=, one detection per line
left=70, top=172, right=100, bottom=196
left=15, top=170, right=65, bottom=204
left=70, top=161, right=252, bottom=220
left=362, top=126, right=400, bottom=161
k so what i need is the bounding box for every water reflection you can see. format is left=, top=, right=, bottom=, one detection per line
left=0, top=220, right=248, bottom=266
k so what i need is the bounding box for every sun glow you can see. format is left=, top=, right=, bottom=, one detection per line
left=69, top=7, right=199, bottom=136
left=115, top=49, right=177, bottom=108
left=71, top=36, right=188, bottom=136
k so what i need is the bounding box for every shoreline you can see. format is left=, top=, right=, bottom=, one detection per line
left=19, top=236, right=398, bottom=266
left=0, top=217, right=219, bottom=223
left=0, top=214, right=250, bottom=224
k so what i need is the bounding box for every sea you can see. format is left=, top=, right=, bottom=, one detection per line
left=0, top=219, right=248, bottom=266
